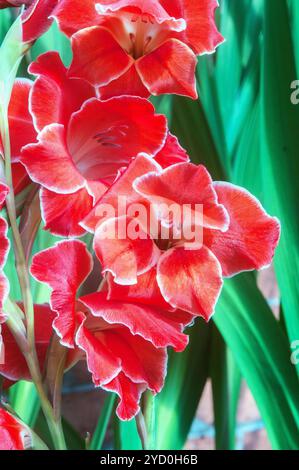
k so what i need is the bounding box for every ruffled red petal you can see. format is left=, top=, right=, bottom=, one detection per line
left=94, top=215, right=160, bottom=285
left=69, top=26, right=133, bottom=87
left=21, top=123, right=85, bottom=194
left=0, top=182, right=9, bottom=210
left=40, top=187, right=94, bottom=237
left=157, top=245, right=223, bottom=320
left=99, top=64, right=150, bottom=100
left=0, top=410, right=31, bottom=450
left=108, top=272, right=194, bottom=327
left=6, top=79, right=36, bottom=161
left=154, top=132, right=189, bottom=168
left=107, top=267, right=171, bottom=311
left=82, top=153, right=161, bottom=232
left=76, top=312, right=167, bottom=420
left=30, top=240, right=93, bottom=347
left=96, top=0, right=186, bottom=30
left=22, top=0, right=59, bottom=43
left=103, top=373, right=145, bottom=421
left=53, top=0, right=99, bottom=36
left=204, top=182, right=281, bottom=277
left=80, top=291, right=188, bottom=351
left=160, top=0, right=224, bottom=54
left=136, top=39, right=197, bottom=99
left=29, top=51, right=95, bottom=132
left=134, top=162, right=229, bottom=231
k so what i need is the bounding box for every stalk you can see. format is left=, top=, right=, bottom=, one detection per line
left=25, top=353, right=67, bottom=450
left=2, top=111, right=35, bottom=351
left=136, top=411, right=148, bottom=450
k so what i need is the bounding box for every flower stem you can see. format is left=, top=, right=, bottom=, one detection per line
left=25, top=353, right=67, bottom=450
left=136, top=410, right=148, bottom=450
left=2, top=111, right=35, bottom=351
left=1, top=106, right=66, bottom=450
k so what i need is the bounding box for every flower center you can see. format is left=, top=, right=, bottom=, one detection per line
left=125, top=13, right=157, bottom=59
left=102, top=10, right=172, bottom=59
left=70, top=123, right=131, bottom=182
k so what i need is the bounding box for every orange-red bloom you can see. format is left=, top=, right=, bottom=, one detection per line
left=30, top=240, right=191, bottom=419
left=88, top=156, right=281, bottom=320
left=53, top=0, right=224, bottom=99
left=19, top=51, right=171, bottom=237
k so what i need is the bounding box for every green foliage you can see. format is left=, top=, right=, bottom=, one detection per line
left=1, top=0, right=299, bottom=451
left=261, top=0, right=299, bottom=376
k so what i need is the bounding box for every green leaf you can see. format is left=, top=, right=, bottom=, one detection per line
left=9, top=381, right=40, bottom=427
left=151, top=319, right=211, bottom=450
left=261, top=0, right=299, bottom=375
left=115, top=418, right=143, bottom=450
left=90, top=393, right=116, bottom=450
left=0, top=9, right=12, bottom=44
left=169, top=8, right=299, bottom=448
left=35, top=412, right=85, bottom=450
left=31, top=21, right=72, bottom=67
left=214, top=274, right=299, bottom=449
left=0, top=15, right=24, bottom=130
left=232, top=98, right=263, bottom=199
left=289, top=0, right=299, bottom=75
left=171, top=94, right=226, bottom=180
left=210, top=324, right=241, bottom=450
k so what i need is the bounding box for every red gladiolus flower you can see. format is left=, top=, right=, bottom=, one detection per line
left=88, top=156, right=281, bottom=320
left=30, top=239, right=190, bottom=419
left=0, top=409, right=32, bottom=450
left=53, top=0, right=224, bottom=99
left=20, top=51, right=169, bottom=237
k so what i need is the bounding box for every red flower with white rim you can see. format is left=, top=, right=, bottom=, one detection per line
left=87, top=156, right=281, bottom=320
left=20, top=51, right=168, bottom=237
left=53, top=0, right=224, bottom=99
left=30, top=239, right=190, bottom=419
left=0, top=409, right=32, bottom=450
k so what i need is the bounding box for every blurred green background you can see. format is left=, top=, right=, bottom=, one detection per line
left=1, top=0, right=299, bottom=450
